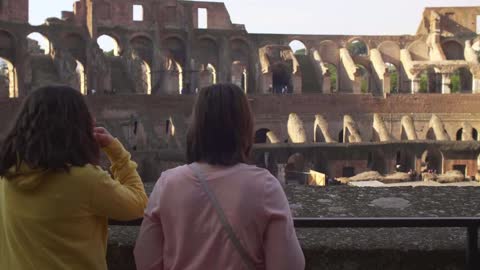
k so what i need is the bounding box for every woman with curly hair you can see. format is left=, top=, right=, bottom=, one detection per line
left=0, top=85, right=148, bottom=270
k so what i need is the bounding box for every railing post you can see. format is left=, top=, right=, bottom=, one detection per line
left=466, top=226, right=479, bottom=270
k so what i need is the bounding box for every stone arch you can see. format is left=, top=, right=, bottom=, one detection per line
left=97, top=34, right=120, bottom=56
left=318, top=40, right=339, bottom=65
left=378, top=41, right=401, bottom=64
left=421, top=149, right=443, bottom=173
left=163, top=36, right=186, bottom=94
left=130, top=35, right=153, bottom=63
left=455, top=127, right=478, bottom=141
left=0, top=57, right=18, bottom=98
left=408, top=40, right=429, bottom=61
left=347, top=38, right=369, bottom=57
left=232, top=61, right=247, bottom=92
left=289, top=39, right=307, bottom=55
left=73, top=60, right=86, bottom=95
left=27, top=32, right=51, bottom=55
left=196, top=37, right=219, bottom=68
left=199, top=63, right=217, bottom=89
left=442, top=40, right=464, bottom=60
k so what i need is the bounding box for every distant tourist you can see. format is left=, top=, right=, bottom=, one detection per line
left=0, top=86, right=148, bottom=270
left=134, top=83, right=305, bottom=270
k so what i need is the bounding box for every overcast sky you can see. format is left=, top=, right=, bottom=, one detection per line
left=29, top=0, right=480, bottom=35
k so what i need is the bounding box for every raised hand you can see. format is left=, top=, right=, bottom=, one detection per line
left=93, top=127, right=115, bottom=148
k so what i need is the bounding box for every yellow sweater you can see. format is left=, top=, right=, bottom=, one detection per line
left=0, top=139, right=148, bottom=270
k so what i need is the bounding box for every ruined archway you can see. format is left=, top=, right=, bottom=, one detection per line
left=74, top=60, right=86, bottom=95
left=232, top=61, right=247, bottom=93
left=199, top=63, right=216, bottom=89
left=455, top=127, right=478, bottom=141
left=272, top=62, right=292, bottom=94
left=396, top=149, right=415, bottom=173
left=421, top=149, right=443, bottom=173
left=162, top=37, right=186, bottom=94
left=0, top=57, right=17, bottom=98
left=27, top=32, right=51, bottom=55
left=97, top=34, right=120, bottom=56
left=289, top=40, right=307, bottom=55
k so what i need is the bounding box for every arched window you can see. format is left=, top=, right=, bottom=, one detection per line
left=97, top=35, right=120, bottom=56
left=289, top=40, right=307, bottom=56
left=255, top=128, right=271, bottom=144
left=27, top=32, right=51, bottom=55
left=348, top=40, right=368, bottom=57
left=356, top=64, right=369, bottom=93
left=0, top=57, right=17, bottom=98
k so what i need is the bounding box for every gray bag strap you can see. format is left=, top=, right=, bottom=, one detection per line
left=189, top=163, right=256, bottom=270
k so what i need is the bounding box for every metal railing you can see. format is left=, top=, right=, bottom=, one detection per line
left=111, top=217, right=480, bottom=270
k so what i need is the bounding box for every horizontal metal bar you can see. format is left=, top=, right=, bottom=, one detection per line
left=110, top=217, right=480, bottom=228
left=293, top=217, right=480, bottom=228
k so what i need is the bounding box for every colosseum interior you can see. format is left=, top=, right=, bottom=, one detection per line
left=0, top=1, right=480, bottom=184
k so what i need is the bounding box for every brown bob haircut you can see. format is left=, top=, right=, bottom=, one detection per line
left=0, top=85, right=100, bottom=177
left=187, top=83, right=254, bottom=166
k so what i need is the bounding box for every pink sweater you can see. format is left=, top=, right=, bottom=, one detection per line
left=134, top=163, right=305, bottom=270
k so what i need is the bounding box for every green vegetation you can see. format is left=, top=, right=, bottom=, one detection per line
left=348, top=40, right=368, bottom=56
left=326, top=64, right=337, bottom=92
left=295, top=48, right=306, bottom=55
left=419, top=72, right=428, bottom=93
left=450, top=70, right=460, bottom=93
left=104, top=50, right=115, bottom=57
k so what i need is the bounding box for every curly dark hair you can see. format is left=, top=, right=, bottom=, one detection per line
left=187, top=83, right=254, bottom=166
left=0, top=85, right=100, bottom=177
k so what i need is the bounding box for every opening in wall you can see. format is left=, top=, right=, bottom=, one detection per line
left=477, top=15, right=480, bottom=34
left=198, top=8, right=208, bottom=29
left=133, top=5, right=144, bottom=21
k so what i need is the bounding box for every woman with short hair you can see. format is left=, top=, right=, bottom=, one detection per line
left=134, top=83, right=305, bottom=270
left=0, top=86, right=148, bottom=270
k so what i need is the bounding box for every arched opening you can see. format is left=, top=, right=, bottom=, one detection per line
left=386, top=62, right=399, bottom=93
left=338, top=129, right=344, bottom=143
left=426, top=128, right=436, bottom=140
left=97, top=34, right=120, bottom=56
left=27, top=32, right=51, bottom=55
left=75, top=60, right=86, bottom=95
left=442, top=41, right=464, bottom=60
left=0, top=57, right=17, bottom=98
left=165, top=58, right=183, bottom=95
left=348, top=39, right=368, bottom=57
left=450, top=68, right=472, bottom=93
left=199, top=63, right=216, bottom=89
left=285, top=153, right=308, bottom=184
left=325, top=63, right=338, bottom=92
left=456, top=128, right=463, bottom=141
left=421, top=149, right=443, bottom=173
left=255, top=128, right=271, bottom=144
left=232, top=61, right=247, bottom=93
left=289, top=40, right=307, bottom=55
left=356, top=64, right=369, bottom=93
left=130, top=59, right=151, bottom=95
left=272, top=62, right=292, bottom=94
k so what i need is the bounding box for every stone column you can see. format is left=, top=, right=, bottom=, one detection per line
left=441, top=73, right=452, bottom=94
left=411, top=75, right=421, bottom=94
